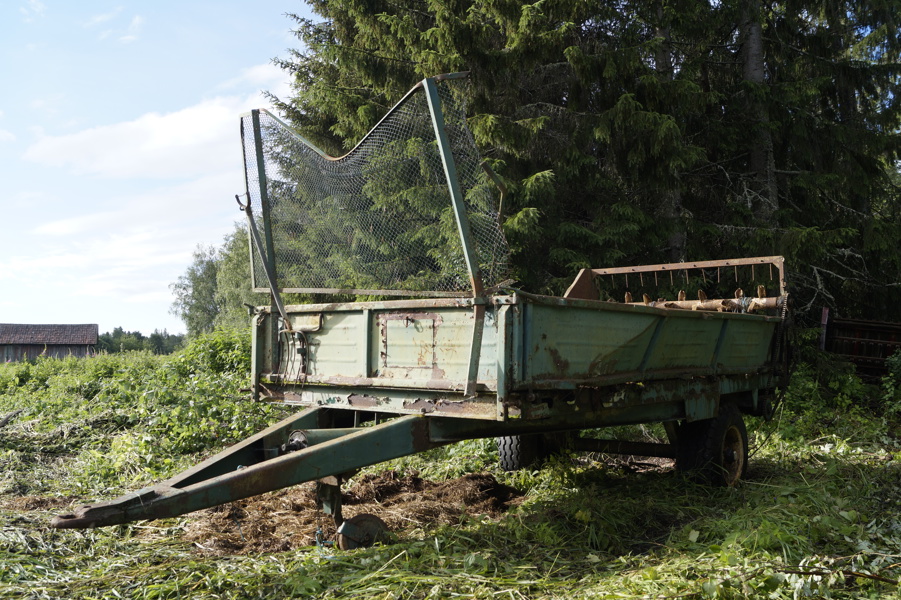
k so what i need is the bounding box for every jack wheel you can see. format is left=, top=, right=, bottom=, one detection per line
left=336, top=513, right=389, bottom=550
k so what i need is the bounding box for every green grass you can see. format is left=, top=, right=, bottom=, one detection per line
left=2, top=331, right=901, bottom=599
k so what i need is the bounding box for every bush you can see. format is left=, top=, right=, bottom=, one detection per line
left=170, top=327, right=251, bottom=376
left=0, top=327, right=285, bottom=493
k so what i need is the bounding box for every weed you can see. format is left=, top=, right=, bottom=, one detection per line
left=2, top=332, right=901, bottom=598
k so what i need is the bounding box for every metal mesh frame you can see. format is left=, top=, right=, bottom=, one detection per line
left=240, top=78, right=509, bottom=297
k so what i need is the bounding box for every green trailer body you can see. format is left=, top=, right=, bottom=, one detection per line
left=252, top=289, right=783, bottom=424
left=52, top=75, right=790, bottom=543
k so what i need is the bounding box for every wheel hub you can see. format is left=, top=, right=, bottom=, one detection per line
left=722, top=425, right=745, bottom=486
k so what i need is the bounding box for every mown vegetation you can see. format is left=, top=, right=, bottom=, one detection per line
left=1, top=330, right=901, bottom=599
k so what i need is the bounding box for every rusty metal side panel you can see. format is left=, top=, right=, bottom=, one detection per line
left=304, top=311, right=368, bottom=379
left=714, top=317, right=778, bottom=373
left=271, top=385, right=502, bottom=419
left=251, top=311, right=277, bottom=399
left=638, top=315, right=721, bottom=372
left=820, top=308, right=901, bottom=377
left=517, top=299, right=778, bottom=389
left=258, top=303, right=501, bottom=395
left=372, top=306, right=499, bottom=386
left=519, top=301, right=660, bottom=385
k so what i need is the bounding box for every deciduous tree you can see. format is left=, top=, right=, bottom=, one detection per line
left=170, top=245, right=220, bottom=337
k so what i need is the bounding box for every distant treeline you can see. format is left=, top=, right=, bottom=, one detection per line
left=97, top=327, right=184, bottom=355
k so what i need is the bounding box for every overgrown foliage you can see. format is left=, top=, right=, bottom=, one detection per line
left=2, top=334, right=901, bottom=599
left=0, top=328, right=283, bottom=497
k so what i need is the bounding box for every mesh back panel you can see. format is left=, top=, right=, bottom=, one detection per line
left=240, top=81, right=509, bottom=295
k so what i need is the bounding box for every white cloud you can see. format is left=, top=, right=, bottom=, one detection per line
left=24, top=96, right=251, bottom=179
left=221, top=63, right=284, bottom=89
left=30, top=94, right=65, bottom=116
left=83, top=8, right=123, bottom=28
left=85, top=10, right=144, bottom=43
left=0, top=104, right=14, bottom=142
left=32, top=212, right=116, bottom=236
left=19, top=0, right=46, bottom=22
left=0, top=172, right=241, bottom=331
left=119, top=15, right=144, bottom=44
left=219, top=63, right=292, bottom=102
left=32, top=174, right=241, bottom=239
left=23, top=67, right=289, bottom=180
left=9, top=189, right=44, bottom=209
left=7, top=67, right=291, bottom=332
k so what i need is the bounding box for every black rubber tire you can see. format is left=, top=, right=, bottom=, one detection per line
left=676, top=404, right=748, bottom=486
left=497, top=435, right=541, bottom=472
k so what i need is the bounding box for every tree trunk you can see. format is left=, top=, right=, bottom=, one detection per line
left=656, top=3, right=686, bottom=262
left=740, top=0, right=777, bottom=220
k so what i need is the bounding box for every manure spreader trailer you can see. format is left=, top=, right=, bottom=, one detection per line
left=53, top=74, right=791, bottom=550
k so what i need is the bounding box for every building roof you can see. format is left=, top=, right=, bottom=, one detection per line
left=0, top=324, right=99, bottom=345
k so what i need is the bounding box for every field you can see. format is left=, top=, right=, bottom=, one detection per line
left=2, top=329, right=901, bottom=599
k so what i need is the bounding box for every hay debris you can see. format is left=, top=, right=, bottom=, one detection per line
left=181, top=471, right=521, bottom=555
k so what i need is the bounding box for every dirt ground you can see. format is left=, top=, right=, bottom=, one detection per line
left=1, top=457, right=668, bottom=556
left=181, top=471, right=523, bottom=555
left=1, top=495, right=75, bottom=511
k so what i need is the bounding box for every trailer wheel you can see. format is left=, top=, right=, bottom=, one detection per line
left=336, top=513, right=390, bottom=550
left=677, top=404, right=748, bottom=487
left=497, top=435, right=540, bottom=471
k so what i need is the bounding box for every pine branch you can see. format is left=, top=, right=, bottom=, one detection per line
left=382, top=0, right=435, bottom=21
left=335, top=44, right=418, bottom=65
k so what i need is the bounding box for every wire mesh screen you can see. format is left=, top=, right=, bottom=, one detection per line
left=240, top=80, right=509, bottom=296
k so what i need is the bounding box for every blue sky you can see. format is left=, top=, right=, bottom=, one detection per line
left=1, top=1, right=313, bottom=335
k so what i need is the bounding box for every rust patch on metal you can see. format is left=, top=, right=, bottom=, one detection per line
left=281, top=297, right=472, bottom=314
left=403, top=399, right=437, bottom=413
left=347, top=394, right=379, bottom=408
left=300, top=374, right=463, bottom=391
left=410, top=417, right=433, bottom=452
left=400, top=398, right=471, bottom=415
left=547, top=347, right=570, bottom=377
left=281, top=390, right=302, bottom=403
left=587, top=355, right=619, bottom=377
left=435, top=400, right=467, bottom=414
left=379, top=316, right=388, bottom=358
left=378, top=311, right=442, bottom=371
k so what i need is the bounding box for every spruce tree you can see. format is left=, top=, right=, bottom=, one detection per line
left=268, top=0, right=900, bottom=321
